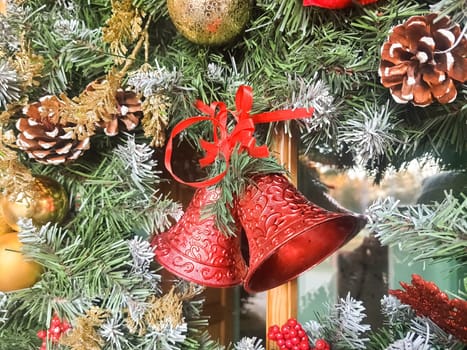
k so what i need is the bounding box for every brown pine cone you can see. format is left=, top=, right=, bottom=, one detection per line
left=99, top=89, right=143, bottom=137
left=379, top=13, right=467, bottom=107
left=16, top=96, right=90, bottom=165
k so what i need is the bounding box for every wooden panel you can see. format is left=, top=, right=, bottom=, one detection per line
left=267, top=129, right=298, bottom=349
left=205, top=288, right=234, bottom=344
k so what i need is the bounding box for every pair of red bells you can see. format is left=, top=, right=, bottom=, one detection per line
left=152, top=174, right=366, bottom=293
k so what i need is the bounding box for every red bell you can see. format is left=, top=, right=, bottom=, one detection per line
left=152, top=187, right=247, bottom=288
left=303, top=0, right=378, bottom=9
left=236, top=174, right=367, bottom=293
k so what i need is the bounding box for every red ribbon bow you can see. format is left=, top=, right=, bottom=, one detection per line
left=165, top=85, right=313, bottom=188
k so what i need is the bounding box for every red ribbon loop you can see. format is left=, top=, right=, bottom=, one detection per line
left=165, top=85, right=314, bottom=188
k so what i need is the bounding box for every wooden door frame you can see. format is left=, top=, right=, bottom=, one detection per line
left=267, top=130, right=298, bottom=349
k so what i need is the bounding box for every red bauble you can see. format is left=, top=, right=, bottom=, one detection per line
left=303, top=0, right=377, bottom=9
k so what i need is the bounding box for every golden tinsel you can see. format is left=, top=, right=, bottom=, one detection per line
left=141, top=94, right=171, bottom=148
left=59, top=307, right=110, bottom=350
left=0, top=100, right=26, bottom=124
left=10, top=42, right=44, bottom=89
left=126, top=287, right=185, bottom=336
left=103, top=0, right=143, bottom=65
left=0, top=128, right=34, bottom=197
left=60, top=72, right=122, bottom=140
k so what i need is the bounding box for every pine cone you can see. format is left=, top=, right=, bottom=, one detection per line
left=99, top=89, right=143, bottom=137
left=16, top=96, right=90, bottom=165
left=379, top=14, right=467, bottom=107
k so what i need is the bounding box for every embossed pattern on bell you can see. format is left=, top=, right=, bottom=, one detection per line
left=237, top=174, right=367, bottom=292
left=153, top=187, right=248, bottom=287
left=167, top=0, right=251, bottom=46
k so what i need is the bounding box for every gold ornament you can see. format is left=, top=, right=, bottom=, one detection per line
left=1, top=175, right=69, bottom=231
left=0, top=1, right=6, bottom=16
left=0, top=208, right=14, bottom=235
left=167, top=0, right=251, bottom=46
left=0, top=232, right=43, bottom=291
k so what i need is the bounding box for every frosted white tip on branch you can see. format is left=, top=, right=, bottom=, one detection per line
left=114, top=134, right=159, bottom=191
left=0, top=292, right=8, bottom=325
left=234, top=337, right=265, bottom=350
left=367, top=193, right=467, bottom=265
left=100, top=316, right=128, bottom=350
left=341, top=101, right=403, bottom=167
left=126, top=61, right=184, bottom=97
left=328, top=293, right=371, bottom=349
left=0, top=60, right=20, bottom=108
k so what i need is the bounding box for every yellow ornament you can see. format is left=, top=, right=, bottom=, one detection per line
left=1, top=175, right=69, bottom=231
left=0, top=232, right=43, bottom=291
left=167, top=0, right=251, bottom=46
left=0, top=207, right=14, bottom=235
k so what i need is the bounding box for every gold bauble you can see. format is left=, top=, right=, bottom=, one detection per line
left=167, top=0, right=251, bottom=46
left=0, top=206, right=14, bottom=235
left=1, top=175, right=69, bottom=231
left=0, top=232, right=43, bottom=291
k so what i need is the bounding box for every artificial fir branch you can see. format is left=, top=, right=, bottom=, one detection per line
left=340, top=101, right=406, bottom=168
left=368, top=193, right=467, bottom=267
left=0, top=0, right=466, bottom=348
left=234, top=337, right=265, bottom=350
left=0, top=292, right=7, bottom=325
left=430, top=0, right=467, bottom=23
left=386, top=332, right=430, bottom=350
left=290, top=74, right=341, bottom=152
left=321, top=293, right=371, bottom=349
left=0, top=60, right=20, bottom=108
left=1, top=136, right=210, bottom=349
left=207, top=150, right=285, bottom=236
left=409, top=316, right=464, bottom=349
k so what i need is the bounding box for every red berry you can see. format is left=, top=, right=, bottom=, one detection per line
left=281, top=325, right=290, bottom=334
left=50, top=334, right=60, bottom=343
left=315, top=339, right=329, bottom=350
left=297, top=329, right=305, bottom=337
left=284, top=332, right=291, bottom=339
left=60, top=321, right=71, bottom=332
left=292, top=346, right=300, bottom=350
left=37, top=330, right=47, bottom=339
left=287, top=318, right=298, bottom=327
left=289, top=330, right=297, bottom=337
left=269, top=325, right=280, bottom=333
left=295, top=324, right=303, bottom=331
left=286, top=339, right=293, bottom=348
left=51, top=326, right=61, bottom=335
left=299, top=340, right=310, bottom=350
left=50, top=316, right=61, bottom=327
left=277, top=339, right=286, bottom=346
left=280, top=345, right=288, bottom=350
left=276, top=333, right=284, bottom=340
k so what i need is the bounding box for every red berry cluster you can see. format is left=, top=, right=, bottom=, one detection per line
left=37, top=315, right=71, bottom=350
left=313, top=339, right=331, bottom=350
left=267, top=318, right=310, bottom=350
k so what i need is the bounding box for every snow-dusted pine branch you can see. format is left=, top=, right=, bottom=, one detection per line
left=367, top=193, right=467, bottom=266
